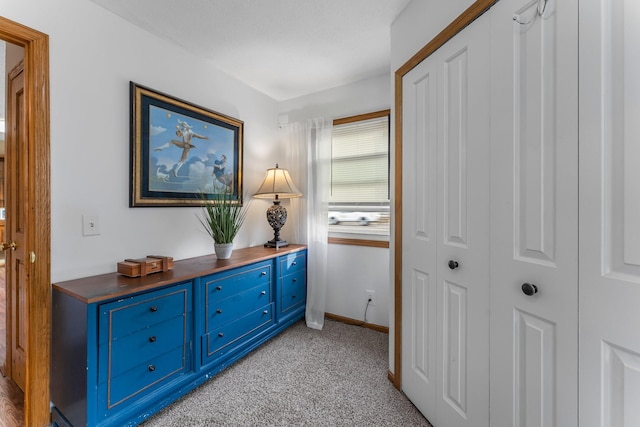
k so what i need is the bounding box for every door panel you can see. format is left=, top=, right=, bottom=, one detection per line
left=513, top=309, right=556, bottom=427
left=403, top=45, right=438, bottom=420
left=402, top=12, right=490, bottom=427
left=7, top=62, right=27, bottom=392
left=441, top=48, right=470, bottom=418
left=579, top=0, right=640, bottom=425
left=443, top=48, right=468, bottom=248
left=490, top=0, right=578, bottom=426
left=601, top=343, right=640, bottom=425
left=409, top=270, right=434, bottom=386
left=442, top=280, right=467, bottom=416
left=513, top=0, right=558, bottom=266
left=436, top=28, right=490, bottom=427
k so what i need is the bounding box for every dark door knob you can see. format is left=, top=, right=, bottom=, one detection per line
left=521, top=282, right=538, bottom=296
left=448, top=260, right=459, bottom=270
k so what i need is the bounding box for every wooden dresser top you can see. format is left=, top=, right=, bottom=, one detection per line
left=53, top=245, right=307, bottom=304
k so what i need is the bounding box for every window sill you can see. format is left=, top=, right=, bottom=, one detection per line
left=328, top=236, right=389, bottom=248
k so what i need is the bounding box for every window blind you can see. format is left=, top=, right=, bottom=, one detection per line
left=331, top=116, right=389, bottom=203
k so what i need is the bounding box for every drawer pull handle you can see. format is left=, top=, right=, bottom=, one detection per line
left=148, top=365, right=155, bottom=372
left=216, top=309, right=222, bottom=314
left=263, top=310, right=269, bottom=314
left=149, top=306, right=158, bottom=312
left=261, top=290, right=266, bottom=295
left=292, top=295, right=296, bottom=299
left=218, top=332, right=224, bottom=337
left=292, top=278, right=297, bottom=283
left=149, top=336, right=157, bottom=343
left=216, top=286, right=222, bottom=291
left=261, top=271, right=267, bottom=276
left=292, top=261, right=297, bottom=265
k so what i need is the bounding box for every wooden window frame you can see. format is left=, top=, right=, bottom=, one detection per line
left=330, top=109, right=391, bottom=248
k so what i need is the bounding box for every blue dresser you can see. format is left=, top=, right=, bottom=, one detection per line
left=51, top=245, right=307, bottom=427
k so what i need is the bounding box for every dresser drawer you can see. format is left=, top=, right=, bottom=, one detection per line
left=279, top=251, right=306, bottom=276
left=101, top=315, right=186, bottom=381
left=204, top=262, right=272, bottom=304
left=280, top=269, right=306, bottom=313
left=97, top=282, right=192, bottom=414
left=203, top=303, right=274, bottom=361
left=206, top=283, right=271, bottom=332
left=105, top=346, right=186, bottom=410
left=99, top=284, right=191, bottom=343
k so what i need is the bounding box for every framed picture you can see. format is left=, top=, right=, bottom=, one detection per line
left=130, top=82, right=243, bottom=207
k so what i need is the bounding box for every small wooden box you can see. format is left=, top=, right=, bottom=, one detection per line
left=117, top=255, right=174, bottom=277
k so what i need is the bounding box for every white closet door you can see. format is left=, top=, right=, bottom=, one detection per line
left=579, top=0, right=640, bottom=425
left=489, top=0, right=578, bottom=426
left=402, top=34, right=439, bottom=421
left=402, top=12, right=490, bottom=427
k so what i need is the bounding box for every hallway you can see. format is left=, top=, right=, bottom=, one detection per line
left=0, top=266, right=24, bottom=427
left=0, top=374, right=23, bottom=427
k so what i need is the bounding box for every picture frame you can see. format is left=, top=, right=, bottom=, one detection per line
left=130, top=82, right=243, bottom=207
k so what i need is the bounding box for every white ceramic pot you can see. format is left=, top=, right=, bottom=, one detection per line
left=214, top=242, right=234, bottom=259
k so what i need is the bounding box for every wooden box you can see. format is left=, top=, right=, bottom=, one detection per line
left=117, top=255, right=174, bottom=277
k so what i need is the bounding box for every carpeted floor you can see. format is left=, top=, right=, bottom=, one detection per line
left=142, top=319, right=431, bottom=427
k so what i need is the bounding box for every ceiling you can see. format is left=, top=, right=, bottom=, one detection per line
left=89, top=0, right=410, bottom=101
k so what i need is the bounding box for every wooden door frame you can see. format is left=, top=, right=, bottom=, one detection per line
left=390, top=0, right=497, bottom=389
left=0, top=16, right=50, bottom=426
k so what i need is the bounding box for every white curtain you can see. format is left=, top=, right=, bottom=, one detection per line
left=286, top=118, right=331, bottom=330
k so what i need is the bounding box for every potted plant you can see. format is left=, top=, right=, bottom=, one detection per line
left=198, top=193, right=248, bottom=259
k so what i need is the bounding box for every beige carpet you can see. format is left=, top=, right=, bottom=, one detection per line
left=142, top=319, right=431, bottom=426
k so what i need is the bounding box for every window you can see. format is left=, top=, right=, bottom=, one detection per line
left=329, top=110, right=390, bottom=243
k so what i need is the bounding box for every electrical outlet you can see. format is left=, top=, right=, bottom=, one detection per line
left=366, top=290, right=376, bottom=306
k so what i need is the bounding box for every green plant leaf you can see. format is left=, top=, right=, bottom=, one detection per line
left=197, top=192, right=248, bottom=244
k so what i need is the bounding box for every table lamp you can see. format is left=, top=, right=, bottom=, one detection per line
left=253, top=164, right=302, bottom=248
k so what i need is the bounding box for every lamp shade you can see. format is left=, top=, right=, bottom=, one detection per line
left=253, top=164, right=302, bottom=199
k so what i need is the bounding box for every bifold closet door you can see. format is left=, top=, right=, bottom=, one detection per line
left=579, top=0, right=640, bottom=425
left=402, top=11, right=490, bottom=427
left=489, top=0, right=579, bottom=426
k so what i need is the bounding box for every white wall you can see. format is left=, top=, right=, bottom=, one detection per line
left=0, top=0, right=474, bottom=330
left=279, top=74, right=391, bottom=327
left=389, top=0, right=476, bottom=373
left=2, top=0, right=284, bottom=281
left=324, top=244, right=390, bottom=327
left=279, top=73, right=391, bottom=124
left=390, top=0, right=475, bottom=71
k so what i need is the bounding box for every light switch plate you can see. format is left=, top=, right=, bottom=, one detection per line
left=82, top=215, right=100, bottom=236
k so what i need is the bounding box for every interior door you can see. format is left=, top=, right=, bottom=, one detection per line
left=6, top=61, right=26, bottom=392
left=579, top=0, right=640, bottom=425
left=402, top=36, right=438, bottom=420
left=0, top=17, right=51, bottom=426
left=402, top=12, right=490, bottom=427
left=489, top=0, right=578, bottom=425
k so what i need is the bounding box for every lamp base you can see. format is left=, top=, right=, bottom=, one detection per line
left=264, top=239, right=289, bottom=248
left=264, top=199, right=290, bottom=248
